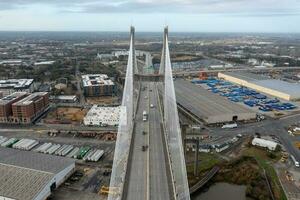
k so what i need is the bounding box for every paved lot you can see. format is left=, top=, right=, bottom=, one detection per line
left=174, top=79, right=256, bottom=124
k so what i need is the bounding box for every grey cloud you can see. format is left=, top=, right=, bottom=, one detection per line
left=0, top=0, right=299, bottom=17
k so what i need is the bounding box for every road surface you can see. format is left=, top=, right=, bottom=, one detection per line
left=148, top=82, right=170, bottom=200
left=124, top=82, right=149, bottom=200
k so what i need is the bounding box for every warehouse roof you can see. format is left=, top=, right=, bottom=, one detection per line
left=0, top=147, right=74, bottom=174
left=174, top=79, right=256, bottom=122
left=221, top=71, right=266, bottom=82
left=0, top=148, right=75, bottom=200
left=220, top=72, right=300, bottom=98
left=254, top=79, right=300, bottom=98
left=252, top=137, right=278, bottom=148
left=0, top=163, right=53, bottom=200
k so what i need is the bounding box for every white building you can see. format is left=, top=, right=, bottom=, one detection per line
left=219, top=71, right=300, bottom=101
left=252, top=137, right=278, bottom=151
left=0, top=79, right=34, bottom=96
left=52, top=95, right=78, bottom=103
left=215, top=143, right=230, bottom=153
left=84, top=105, right=120, bottom=126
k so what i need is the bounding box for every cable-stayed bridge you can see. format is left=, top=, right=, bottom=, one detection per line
left=108, top=26, right=190, bottom=200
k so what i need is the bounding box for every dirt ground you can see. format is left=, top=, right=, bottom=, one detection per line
left=86, top=96, right=119, bottom=105
left=44, top=107, right=88, bottom=124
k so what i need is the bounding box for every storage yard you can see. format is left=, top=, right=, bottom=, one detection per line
left=0, top=147, right=75, bottom=200
left=0, top=128, right=115, bottom=200
left=194, top=76, right=298, bottom=117
left=174, top=79, right=257, bottom=124
left=219, top=71, right=300, bottom=101
left=0, top=135, right=105, bottom=162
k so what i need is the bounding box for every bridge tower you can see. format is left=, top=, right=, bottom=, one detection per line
left=161, top=26, right=191, bottom=200
left=108, top=26, right=136, bottom=200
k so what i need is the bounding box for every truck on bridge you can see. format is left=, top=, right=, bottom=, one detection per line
left=143, top=110, right=148, bottom=121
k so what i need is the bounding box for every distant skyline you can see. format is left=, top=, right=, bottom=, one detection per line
left=0, top=0, right=300, bottom=32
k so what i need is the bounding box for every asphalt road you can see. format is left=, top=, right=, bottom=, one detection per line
left=124, top=82, right=149, bottom=200
left=208, top=114, right=300, bottom=162
left=148, top=82, right=170, bottom=200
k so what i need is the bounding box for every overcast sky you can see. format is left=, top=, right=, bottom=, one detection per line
left=0, top=0, right=300, bottom=32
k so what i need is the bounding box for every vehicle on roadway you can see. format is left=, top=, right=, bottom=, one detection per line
left=222, top=123, right=238, bottom=129
left=142, top=145, right=148, bottom=151
left=143, top=110, right=148, bottom=121
left=150, top=104, right=154, bottom=108
left=291, top=155, right=300, bottom=167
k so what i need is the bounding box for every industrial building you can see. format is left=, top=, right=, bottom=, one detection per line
left=82, top=74, right=116, bottom=97
left=174, top=79, right=257, bottom=124
left=84, top=105, right=120, bottom=126
left=12, top=92, right=49, bottom=124
left=0, top=92, right=28, bottom=123
left=252, top=138, right=278, bottom=151
left=0, top=79, right=34, bottom=96
left=0, top=147, right=75, bottom=200
left=218, top=72, right=300, bottom=101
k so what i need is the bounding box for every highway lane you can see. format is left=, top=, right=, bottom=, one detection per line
left=148, top=82, right=170, bottom=200
left=124, top=82, right=149, bottom=200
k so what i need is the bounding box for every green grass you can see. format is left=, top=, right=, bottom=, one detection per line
left=186, top=152, right=221, bottom=186
left=243, top=147, right=287, bottom=200
left=186, top=152, right=220, bottom=173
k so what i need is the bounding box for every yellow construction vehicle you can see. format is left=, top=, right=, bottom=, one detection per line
left=99, top=186, right=119, bottom=196
left=280, top=152, right=289, bottom=162
left=294, top=142, right=300, bottom=149
left=273, top=110, right=284, bottom=116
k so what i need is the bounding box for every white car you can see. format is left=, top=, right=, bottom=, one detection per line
left=222, top=123, right=238, bottom=129
left=150, top=104, right=154, bottom=108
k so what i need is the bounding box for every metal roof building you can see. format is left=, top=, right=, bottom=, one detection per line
left=252, top=138, right=278, bottom=151
left=0, top=147, right=75, bottom=200
left=174, top=79, right=257, bottom=124
left=218, top=72, right=300, bottom=101
left=0, top=79, right=34, bottom=96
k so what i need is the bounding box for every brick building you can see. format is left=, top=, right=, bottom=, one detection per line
left=82, top=74, right=116, bottom=97
left=0, top=92, right=28, bottom=123
left=12, top=92, right=49, bottom=124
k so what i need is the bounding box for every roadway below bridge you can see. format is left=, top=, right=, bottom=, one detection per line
left=124, top=81, right=172, bottom=200
left=207, top=114, right=300, bottom=162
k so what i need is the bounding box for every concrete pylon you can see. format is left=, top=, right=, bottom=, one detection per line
left=130, top=26, right=138, bottom=75
left=159, top=26, right=168, bottom=75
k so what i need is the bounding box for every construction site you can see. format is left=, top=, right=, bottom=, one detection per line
left=43, top=107, right=88, bottom=125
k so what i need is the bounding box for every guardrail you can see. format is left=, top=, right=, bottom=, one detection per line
left=189, top=166, right=220, bottom=195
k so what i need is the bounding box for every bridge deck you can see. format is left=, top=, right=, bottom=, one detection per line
left=124, top=81, right=171, bottom=200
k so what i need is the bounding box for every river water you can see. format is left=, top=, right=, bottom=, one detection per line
left=192, top=182, right=247, bottom=200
